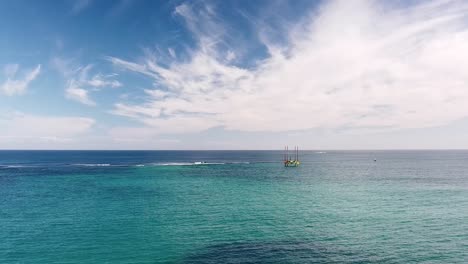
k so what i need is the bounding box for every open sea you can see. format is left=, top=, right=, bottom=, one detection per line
left=1, top=150, right=468, bottom=263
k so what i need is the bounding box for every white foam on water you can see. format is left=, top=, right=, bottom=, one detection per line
left=147, top=162, right=229, bottom=166
left=156, top=162, right=194, bottom=166
left=136, top=161, right=251, bottom=167
left=1, top=165, right=29, bottom=168
left=74, top=163, right=112, bottom=167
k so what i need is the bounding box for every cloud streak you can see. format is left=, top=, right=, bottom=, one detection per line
left=0, top=112, right=95, bottom=138
left=65, top=80, right=96, bottom=106
left=52, top=57, right=122, bottom=105
left=1, top=64, right=41, bottom=96
left=0, top=112, right=96, bottom=149
left=88, top=73, right=122, bottom=88
left=109, top=0, right=468, bottom=134
left=71, top=0, right=93, bottom=14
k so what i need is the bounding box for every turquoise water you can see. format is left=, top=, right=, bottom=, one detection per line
left=1, top=150, right=468, bottom=263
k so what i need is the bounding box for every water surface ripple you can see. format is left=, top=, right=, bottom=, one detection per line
left=1, top=150, right=468, bottom=263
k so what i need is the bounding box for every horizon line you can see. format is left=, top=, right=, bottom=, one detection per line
left=1, top=149, right=468, bottom=151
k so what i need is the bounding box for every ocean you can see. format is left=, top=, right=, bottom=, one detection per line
left=1, top=150, right=468, bottom=263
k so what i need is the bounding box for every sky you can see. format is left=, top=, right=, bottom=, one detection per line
left=1, top=0, right=468, bottom=150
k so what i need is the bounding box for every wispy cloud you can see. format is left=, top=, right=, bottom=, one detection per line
left=88, top=73, right=122, bottom=88
left=173, top=2, right=227, bottom=55
left=108, top=0, right=135, bottom=17
left=107, top=126, right=182, bottom=149
left=0, top=112, right=95, bottom=149
left=52, top=56, right=122, bottom=105
left=1, top=64, right=41, bottom=96
left=0, top=112, right=95, bottom=138
left=109, top=0, right=468, bottom=134
left=73, top=64, right=122, bottom=89
left=65, top=80, right=96, bottom=106
left=71, top=0, right=93, bottom=14
left=50, top=56, right=76, bottom=77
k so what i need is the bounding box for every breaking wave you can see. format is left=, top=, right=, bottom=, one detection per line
left=136, top=161, right=250, bottom=167
left=73, top=163, right=112, bottom=167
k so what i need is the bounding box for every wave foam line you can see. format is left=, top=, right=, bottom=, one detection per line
left=73, top=163, right=112, bottom=167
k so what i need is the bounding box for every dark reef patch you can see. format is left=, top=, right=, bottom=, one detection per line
left=180, top=240, right=375, bottom=264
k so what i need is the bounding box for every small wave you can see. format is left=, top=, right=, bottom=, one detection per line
left=0, top=165, right=30, bottom=168
left=315, top=152, right=327, bottom=154
left=148, top=162, right=227, bottom=166
left=73, top=163, right=111, bottom=167
left=135, top=161, right=251, bottom=167
left=196, top=162, right=225, bottom=165
left=154, top=162, right=194, bottom=166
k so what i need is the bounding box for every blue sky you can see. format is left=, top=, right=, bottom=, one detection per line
left=1, top=0, right=468, bottom=150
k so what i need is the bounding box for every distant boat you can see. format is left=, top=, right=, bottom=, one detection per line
left=284, top=146, right=300, bottom=167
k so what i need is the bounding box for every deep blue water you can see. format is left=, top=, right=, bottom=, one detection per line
left=1, top=150, right=468, bottom=263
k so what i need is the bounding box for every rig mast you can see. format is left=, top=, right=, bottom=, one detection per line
left=284, top=146, right=300, bottom=167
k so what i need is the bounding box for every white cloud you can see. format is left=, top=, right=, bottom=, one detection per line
left=88, top=73, right=122, bottom=88
left=65, top=80, right=96, bottom=106
left=52, top=57, right=122, bottom=105
left=107, top=126, right=182, bottom=149
left=0, top=113, right=95, bottom=139
left=50, top=56, right=79, bottom=77
left=73, top=64, right=122, bottom=89
left=1, top=64, right=41, bottom=96
left=173, top=2, right=228, bottom=57
left=109, top=0, right=468, bottom=134
left=225, top=50, right=236, bottom=62
left=3, top=64, right=19, bottom=77
left=168, top=48, right=176, bottom=58
left=108, top=126, right=158, bottom=142
left=106, top=56, right=156, bottom=78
